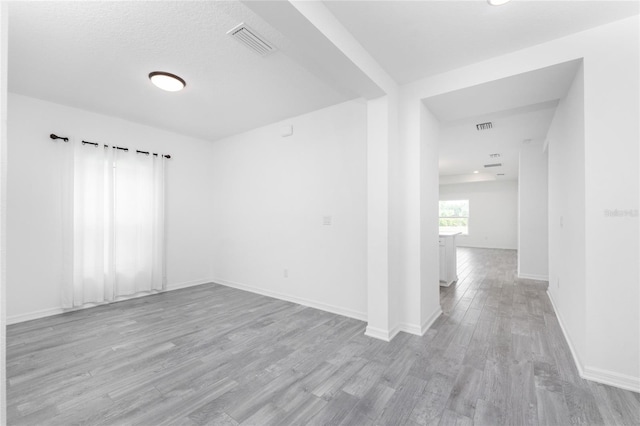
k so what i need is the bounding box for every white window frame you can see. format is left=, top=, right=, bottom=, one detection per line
left=438, top=199, right=469, bottom=235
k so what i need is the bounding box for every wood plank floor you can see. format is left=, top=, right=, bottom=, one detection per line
left=7, top=247, right=640, bottom=425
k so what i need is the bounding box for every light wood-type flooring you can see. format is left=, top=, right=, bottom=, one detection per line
left=7, top=248, right=640, bottom=425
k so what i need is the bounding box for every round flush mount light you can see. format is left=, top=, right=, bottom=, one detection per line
left=473, top=170, right=479, bottom=174
left=148, top=71, right=186, bottom=92
left=487, top=0, right=512, bottom=5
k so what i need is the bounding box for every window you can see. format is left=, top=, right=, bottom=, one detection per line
left=439, top=200, right=469, bottom=235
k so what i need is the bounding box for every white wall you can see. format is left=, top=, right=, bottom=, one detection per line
left=546, top=65, right=587, bottom=370
left=582, top=17, right=639, bottom=390
left=7, top=93, right=214, bottom=323
left=439, top=180, right=518, bottom=250
left=0, top=3, right=7, bottom=421
left=209, top=99, right=368, bottom=320
left=518, top=140, right=549, bottom=280
left=399, top=15, right=639, bottom=391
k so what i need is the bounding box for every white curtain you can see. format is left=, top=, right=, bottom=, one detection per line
left=63, top=142, right=166, bottom=308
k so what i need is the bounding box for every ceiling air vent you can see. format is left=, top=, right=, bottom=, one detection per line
left=476, top=122, right=493, bottom=131
left=484, top=163, right=502, bottom=168
left=489, top=153, right=501, bottom=158
left=227, top=23, right=276, bottom=57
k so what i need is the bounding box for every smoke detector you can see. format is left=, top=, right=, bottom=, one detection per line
left=476, top=122, right=493, bottom=131
left=227, top=23, right=276, bottom=57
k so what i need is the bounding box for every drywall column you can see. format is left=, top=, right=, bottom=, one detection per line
left=365, top=95, right=391, bottom=340
left=419, top=103, right=443, bottom=332
left=287, top=0, right=405, bottom=339
left=390, top=94, right=443, bottom=336
left=518, top=139, right=549, bottom=280
left=0, top=2, right=7, bottom=421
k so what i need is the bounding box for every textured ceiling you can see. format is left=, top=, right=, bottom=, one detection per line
left=324, top=0, right=639, bottom=84
left=9, top=1, right=638, bottom=143
left=7, top=1, right=353, bottom=141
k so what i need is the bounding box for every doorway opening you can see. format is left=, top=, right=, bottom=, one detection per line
left=420, top=59, right=583, bottom=312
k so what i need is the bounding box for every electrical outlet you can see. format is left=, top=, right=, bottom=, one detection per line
left=284, top=269, right=289, bottom=278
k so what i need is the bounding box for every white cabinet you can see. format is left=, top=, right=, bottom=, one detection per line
left=439, top=232, right=460, bottom=287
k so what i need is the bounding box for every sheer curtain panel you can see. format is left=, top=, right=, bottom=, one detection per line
left=62, top=141, right=166, bottom=309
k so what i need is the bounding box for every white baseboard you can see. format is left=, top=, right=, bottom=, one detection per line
left=365, top=325, right=394, bottom=342
left=365, top=307, right=443, bottom=342
left=396, top=322, right=422, bottom=336
left=167, top=278, right=214, bottom=291
left=457, top=244, right=517, bottom=251
left=212, top=277, right=367, bottom=322
left=546, top=290, right=586, bottom=373
left=518, top=273, right=549, bottom=281
left=582, top=366, right=640, bottom=393
left=546, top=290, right=640, bottom=393
left=7, top=278, right=215, bottom=325
left=7, top=307, right=64, bottom=325
left=421, top=307, right=443, bottom=335
left=391, top=307, right=443, bottom=338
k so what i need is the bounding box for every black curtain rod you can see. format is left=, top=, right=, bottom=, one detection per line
left=135, top=149, right=171, bottom=159
left=52, top=134, right=171, bottom=159
left=82, top=140, right=128, bottom=151
left=50, top=133, right=69, bottom=142
left=66, top=137, right=171, bottom=159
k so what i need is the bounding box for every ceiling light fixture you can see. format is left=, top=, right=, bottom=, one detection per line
left=473, top=171, right=479, bottom=174
left=487, top=0, right=512, bottom=6
left=149, top=71, right=186, bottom=92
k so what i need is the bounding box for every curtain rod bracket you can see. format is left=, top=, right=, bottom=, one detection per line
left=50, top=133, right=69, bottom=142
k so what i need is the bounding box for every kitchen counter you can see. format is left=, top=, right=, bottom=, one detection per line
left=439, top=232, right=460, bottom=286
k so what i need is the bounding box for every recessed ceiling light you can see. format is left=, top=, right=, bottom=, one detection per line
left=473, top=171, right=479, bottom=174
left=149, top=71, right=186, bottom=92
left=487, top=0, right=512, bottom=5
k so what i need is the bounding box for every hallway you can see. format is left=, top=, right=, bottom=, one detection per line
left=440, top=247, right=639, bottom=425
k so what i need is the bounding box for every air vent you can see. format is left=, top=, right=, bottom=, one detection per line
left=476, top=122, right=493, bottom=131
left=484, top=163, right=502, bottom=168
left=497, top=173, right=505, bottom=176
left=227, top=23, right=276, bottom=56
left=489, top=153, right=501, bottom=158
